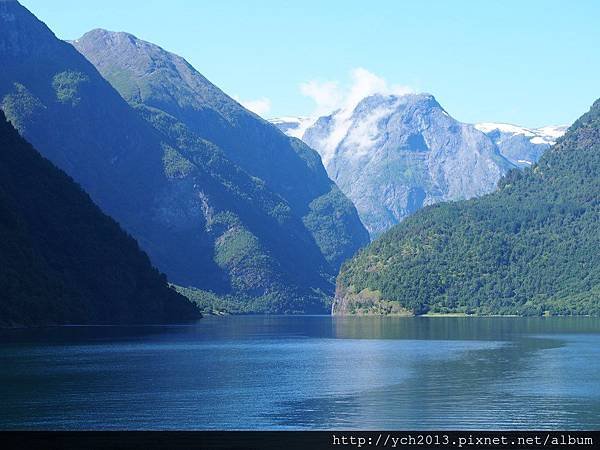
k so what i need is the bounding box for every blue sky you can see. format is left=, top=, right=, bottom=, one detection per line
left=20, top=0, right=600, bottom=127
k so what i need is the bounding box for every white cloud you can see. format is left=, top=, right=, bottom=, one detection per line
left=300, top=68, right=412, bottom=118
left=300, top=68, right=413, bottom=165
left=237, top=97, right=272, bottom=117
left=343, top=103, right=398, bottom=160
left=299, top=80, right=343, bottom=117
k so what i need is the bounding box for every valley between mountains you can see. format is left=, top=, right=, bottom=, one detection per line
left=0, top=0, right=597, bottom=325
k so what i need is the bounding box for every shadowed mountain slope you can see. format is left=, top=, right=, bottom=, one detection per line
left=73, top=29, right=369, bottom=270
left=0, top=111, right=200, bottom=326
left=0, top=1, right=367, bottom=313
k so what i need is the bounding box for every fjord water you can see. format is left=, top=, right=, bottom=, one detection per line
left=0, top=317, right=599, bottom=430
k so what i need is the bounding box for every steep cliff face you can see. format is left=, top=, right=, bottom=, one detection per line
left=335, top=99, right=600, bottom=316
left=301, top=94, right=515, bottom=237
left=73, top=29, right=369, bottom=270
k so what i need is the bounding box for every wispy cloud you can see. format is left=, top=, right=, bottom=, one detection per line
left=300, top=80, right=343, bottom=117
left=236, top=97, right=272, bottom=117
left=300, top=68, right=413, bottom=118
left=300, top=68, right=413, bottom=164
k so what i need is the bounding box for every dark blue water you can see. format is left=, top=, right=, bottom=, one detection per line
left=1, top=316, right=599, bottom=430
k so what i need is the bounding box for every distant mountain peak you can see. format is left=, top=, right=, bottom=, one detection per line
left=475, top=122, right=567, bottom=143
left=269, top=92, right=443, bottom=153
left=76, top=28, right=168, bottom=54
left=273, top=93, right=515, bottom=236
left=475, top=122, right=568, bottom=167
left=271, top=95, right=568, bottom=234
left=348, top=92, right=439, bottom=117
left=82, top=28, right=131, bottom=37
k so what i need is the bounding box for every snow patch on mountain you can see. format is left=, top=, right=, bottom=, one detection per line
left=475, top=122, right=535, bottom=136
left=475, top=122, right=567, bottom=146
left=474, top=122, right=567, bottom=167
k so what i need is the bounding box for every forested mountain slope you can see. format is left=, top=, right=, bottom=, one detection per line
left=0, top=111, right=200, bottom=326
left=0, top=1, right=367, bottom=313
left=335, top=99, right=600, bottom=316
left=72, top=29, right=369, bottom=270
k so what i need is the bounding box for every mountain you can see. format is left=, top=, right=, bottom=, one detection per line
left=279, top=94, right=515, bottom=237
left=271, top=99, right=566, bottom=238
left=72, top=29, right=369, bottom=271
left=334, top=99, right=600, bottom=317
left=0, top=110, right=200, bottom=326
left=475, top=122, right=567, bottom=167
left=0, top=1, right=368, bottom=314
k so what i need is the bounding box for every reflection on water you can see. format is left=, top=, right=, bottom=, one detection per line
left=0, top=316, right=599, bottom=430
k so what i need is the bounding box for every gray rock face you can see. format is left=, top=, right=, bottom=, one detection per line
left=272, top=96, right=567, bottom=238
left=285, top=94, right=516, bottom=237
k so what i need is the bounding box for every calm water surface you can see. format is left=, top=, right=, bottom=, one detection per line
left=0, top=316, right=599, bottom=430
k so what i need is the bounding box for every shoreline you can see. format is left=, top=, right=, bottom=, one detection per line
left=3, top=314, right=598, bottom=329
